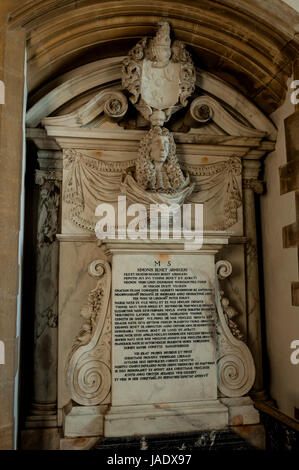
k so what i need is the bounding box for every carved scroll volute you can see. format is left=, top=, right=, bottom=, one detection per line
left=66, top=259, right=111, bottom=406
left=103, top=91, right=128, bottom=121
left=215, top=260, right=255, bottom=397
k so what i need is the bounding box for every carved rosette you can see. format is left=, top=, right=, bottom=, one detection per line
left=215, top=260, right=255, bottom=397
left=66, top=259, right=111, bottom=406
left=103, top=91, right=128, bottom=121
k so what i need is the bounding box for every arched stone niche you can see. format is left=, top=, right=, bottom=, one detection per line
left=25, top=25, right=276, bottom=440
left=0, top=0, right=297, bottom=451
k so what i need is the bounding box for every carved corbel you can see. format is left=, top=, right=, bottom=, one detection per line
left=66, top=259, right=112, bottom=406
left=215, top=260, right=255, bottom=397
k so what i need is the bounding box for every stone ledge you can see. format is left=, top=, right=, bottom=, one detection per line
left=104, top=401, right=228, bottom=437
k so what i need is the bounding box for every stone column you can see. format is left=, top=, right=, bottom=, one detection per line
left=26, top=151, right=62, bottom=428
left=242, top=160, right=265, bottom=397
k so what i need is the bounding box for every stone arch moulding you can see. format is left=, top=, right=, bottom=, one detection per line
left=9, top=0, right=299, bottom=115
left=24, top=18, right=279, bottom=437
left=8, top=0, right=298, bottom=450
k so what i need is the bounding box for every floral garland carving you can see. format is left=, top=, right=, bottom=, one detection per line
left=219, top=290, right=243, bottom=341
left=182, top=156, right=242, bottom=177
left=66, top=259, right=111, bottom=406
left=63, top=149, right=136, bottom=173
left=215, top=261, right=255, bottom=397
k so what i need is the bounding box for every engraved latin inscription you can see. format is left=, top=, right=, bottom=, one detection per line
left=112, top=254, right=218, bottom=405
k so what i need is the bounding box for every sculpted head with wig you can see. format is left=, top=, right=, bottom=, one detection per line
left=135, top=126, right=190, bottom=192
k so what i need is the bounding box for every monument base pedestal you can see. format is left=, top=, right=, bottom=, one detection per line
left=104, top=400, right=228, bottom=437
left=94, top=425, right=266, bottom=452
left=61, top=396, right=260, bottom=440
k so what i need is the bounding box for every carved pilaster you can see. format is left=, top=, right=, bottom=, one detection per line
left=242, top=159, right=265, bottom=397
left=26, top=152, right=62, bottom=428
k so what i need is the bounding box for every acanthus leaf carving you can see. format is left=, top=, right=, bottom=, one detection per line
left=215, top=260, right=255, bottom=397
left=172, top=40, right=196, bottom=108
left=66, top=259, right=111, bottom=406
left=122, top=38, right=146, bottom=105
left=220, top=290, right=244, bottom=341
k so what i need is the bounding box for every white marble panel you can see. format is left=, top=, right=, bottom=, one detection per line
left=111, top=252, right=218, bottom=406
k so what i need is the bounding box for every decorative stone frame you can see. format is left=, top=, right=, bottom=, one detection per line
left=1, top=0, right=299, bottom=451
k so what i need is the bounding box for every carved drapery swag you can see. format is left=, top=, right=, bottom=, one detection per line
left=63, top=149, right=242, bottom=232
left=187, top=157, right=242, bottom=230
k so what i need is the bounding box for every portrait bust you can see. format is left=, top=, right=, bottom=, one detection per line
left=121, top=22, right=195, bottom=208
left=136, top=126, right=190, bottom=192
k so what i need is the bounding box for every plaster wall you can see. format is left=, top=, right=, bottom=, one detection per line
left=282, top=0, right=299, bottom=12
left=261, top=80, right=299, bottom=418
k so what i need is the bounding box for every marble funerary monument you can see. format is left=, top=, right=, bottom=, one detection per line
left=25, top=20, right=277, bottom=446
